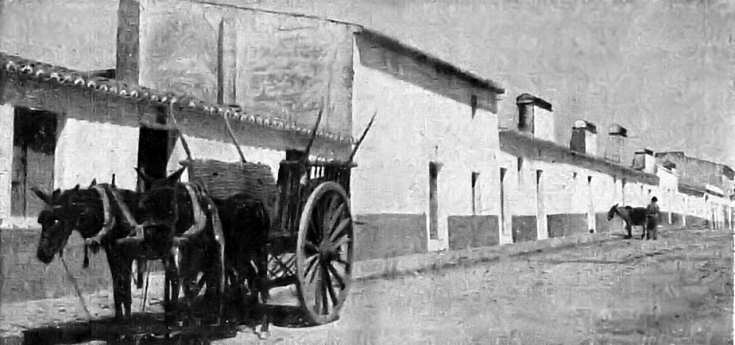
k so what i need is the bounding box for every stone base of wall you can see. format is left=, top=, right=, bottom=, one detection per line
left=548, top=213, right=587, bottom=238
left=671, top=213, right=683, bottom=226
left=1, top=228, right=112, bottom=303
left=511, top=215, right=537, bottom=242
left=448, top=215, right=499, bottom=250
left=353, top=213, right=428, bottom=261
left=685, top=216, right=709, bottom=228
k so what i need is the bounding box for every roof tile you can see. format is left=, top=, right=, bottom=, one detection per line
left=0, top=52, right=353, bottom=145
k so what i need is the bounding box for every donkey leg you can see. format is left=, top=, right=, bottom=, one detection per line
left=106, top=250, right=124, bottom=320
left=257, top=251, right=271, bottom=339
left=625, top=224, right=632, bottom=239
left=121, top=260, right=134, bottom=320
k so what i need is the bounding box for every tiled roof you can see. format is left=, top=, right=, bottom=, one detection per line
left=0, top=52, right=353, bottom=145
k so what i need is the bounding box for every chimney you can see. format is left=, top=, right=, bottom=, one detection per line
left=516, top=93, right=554, bottom=141
left=570, top=120, right=598, bottom=155
left=604, top=124, right=628, bottom=164
left=633, top=148, right=656, bottom=173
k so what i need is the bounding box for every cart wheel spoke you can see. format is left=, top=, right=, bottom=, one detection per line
left=320, top=267, right=330, bottom=314
left=314, top=280, right=322, bottom=314
left=333, top=257, right=350, bottom=269
left=329, top=217, right=351, bottom=242
left=326, top=202, right=347, bottom=235
left=322, top=194, right=339, bottom=230
left=309, top=216, right=321, bottom=242
left=330, top=236, right=351, bottom=251
left=323, top=264, right=339, bottom=306
left=305, top=255, right=319, bottom=283
left=327, top=262, right=346, bottom=289
left=305, top=240, right=319, bottom=253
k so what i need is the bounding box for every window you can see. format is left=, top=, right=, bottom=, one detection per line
left=536, top=170, right=545, bottom=237
left=470, top=94, right=478, bottom=119
left=471, top=172, right=480, bottom=215
left=12, top=108, right=58, bottom=218
left=517, top=157, right=523, bottom=185
left=500, top=167, right=508, bottom=234
left=429, top=162, right=440, bottom=239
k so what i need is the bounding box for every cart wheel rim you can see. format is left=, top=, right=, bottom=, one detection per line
left=296, top=181, right=353, bottom=324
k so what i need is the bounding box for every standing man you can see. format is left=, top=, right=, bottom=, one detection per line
left=646, top=197, right=660, bottom=240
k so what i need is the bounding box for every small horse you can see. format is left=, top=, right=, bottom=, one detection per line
left=607, top=203, right=649, bottom=239
left=33, top=180, right=144, bottom=320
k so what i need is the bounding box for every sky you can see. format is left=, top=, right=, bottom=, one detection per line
left=230, top=0, right=735, bottom=168
left=2, top=0, right=734, bottom=167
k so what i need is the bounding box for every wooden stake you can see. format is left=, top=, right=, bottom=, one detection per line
left=348, top=111, right=377, bottom=163
left=223, top=112, right=248, bottom=163
left=168, top=103, right=193, bottom=161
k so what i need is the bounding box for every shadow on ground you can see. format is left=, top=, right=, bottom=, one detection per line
left=16, top=303, right=317, bottom=345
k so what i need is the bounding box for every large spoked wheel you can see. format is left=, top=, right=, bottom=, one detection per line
left=296, top=181, right=354, bottom=325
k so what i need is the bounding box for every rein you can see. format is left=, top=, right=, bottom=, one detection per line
left=60, top=255, right=93, bottom=321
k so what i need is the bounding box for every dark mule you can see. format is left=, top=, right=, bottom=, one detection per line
left=135, top=167, right=227, bottom=325
left=137, top=167, right=272, bottom=336
left=32, top=180, right=144, bottom=320
left=607, top=203, right=649, bottom=239
left=216, top=193, right=271, bottom=336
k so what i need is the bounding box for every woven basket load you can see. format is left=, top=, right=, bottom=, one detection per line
left=182, top=159, right=278, bottom=210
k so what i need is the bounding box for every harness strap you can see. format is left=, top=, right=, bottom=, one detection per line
left=93, top=185, right=113, bottom=230
left=181, top=183, right=207, bottom=238
left=107, top=185, right=139, bottom=228
left=82, top=185, right=117, bottom=268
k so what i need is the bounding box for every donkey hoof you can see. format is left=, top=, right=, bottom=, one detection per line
left=258, top=331, right=271, bottom=340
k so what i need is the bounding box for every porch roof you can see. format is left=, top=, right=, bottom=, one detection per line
left=0, top=52, right=354, bottom=145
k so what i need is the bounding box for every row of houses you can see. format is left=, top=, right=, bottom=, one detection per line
left=0, top=0, right=732, bottom=302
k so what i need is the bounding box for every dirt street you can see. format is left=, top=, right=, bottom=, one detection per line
left=1, top=228, right=732, bottom=345
left=218, top=229, right=733, bottom=345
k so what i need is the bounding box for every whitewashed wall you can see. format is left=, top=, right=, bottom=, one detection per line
left=55, top=119, right=140, bottom=191
left=0, top=104, right=13, bottom=221
left=350, top=37, right=501, bottom=252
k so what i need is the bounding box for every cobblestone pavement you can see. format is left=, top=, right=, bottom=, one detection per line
left=1, top=228, right=732, bottom=345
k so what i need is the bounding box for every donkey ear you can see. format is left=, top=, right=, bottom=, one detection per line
left=89, top=179, right=97, bottom=187
left=73, top=184, right=80, bottom=191
left=135, top=167, right=154, bottom=184
left=52, top=189, right=61, bottom=201
left=31, top=187, right=52, bottom=205
left=111, top=174, right=116, bottom=187
left=166, top=167, right=186, bottom=184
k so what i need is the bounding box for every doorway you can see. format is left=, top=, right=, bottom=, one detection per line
left=137, top=127, right=177, bottom=190
left=11, top=108, right=58, bottom=218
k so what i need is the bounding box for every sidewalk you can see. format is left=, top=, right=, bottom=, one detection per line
left=0, top=228, right=662, bottom=343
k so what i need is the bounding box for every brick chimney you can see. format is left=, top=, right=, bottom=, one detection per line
left=570, top=120, right=598, bottom=155
left=517, top=93, right=554, bottom=141
left=633, top=148, right=656, bottom=173
left=604, top=124, right=628, bottom=164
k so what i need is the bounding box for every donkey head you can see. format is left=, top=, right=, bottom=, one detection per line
left=135, top=167, right=186, bottom=224
left=607, top=203, right=620, bottom=221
